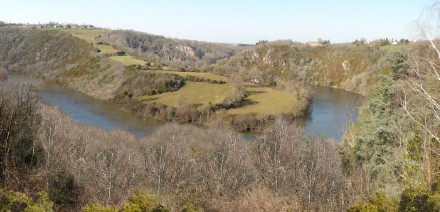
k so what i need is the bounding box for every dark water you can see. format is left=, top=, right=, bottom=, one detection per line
left=303, top=86, right=363, bottom=141
left=8, top=75, right=362, bottom=141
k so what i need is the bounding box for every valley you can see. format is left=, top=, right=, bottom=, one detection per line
left=0, top=9, right=438, bottom=210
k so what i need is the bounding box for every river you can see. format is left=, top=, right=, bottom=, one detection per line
left=304, top=86, right=362, bottom=141
left=8, top=76, right=363, bottom=141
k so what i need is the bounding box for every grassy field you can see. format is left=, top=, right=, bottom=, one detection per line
left=109, top=55, right=146, bottom=66
left=64, top=29, right=144, bottom=64
left=64, top=29, right=109, bottom=43
left=139, top=82, right=233, bottom=108
left=144, top=70, right=227, bottom=81
left=380, top=44, right=405, bottom=51
left=96, top=44, right=118, bottom=54
left=64, top=29, right=118, bottom=53
left=228, top=87, right=302, bottom=116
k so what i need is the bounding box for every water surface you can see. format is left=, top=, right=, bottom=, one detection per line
left=303, top=86, right=363, bottom=141
left=8, top=75, right=363, bottom=141
left=41, top=83, right=163, bottom=138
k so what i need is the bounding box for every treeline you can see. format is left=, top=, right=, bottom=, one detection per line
left=119, top=73, right=185, bottom=97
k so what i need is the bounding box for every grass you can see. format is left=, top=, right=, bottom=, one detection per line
left=63, top=29, right=118, bottom=54
left=96, top=44, right=118, bottom=54
left=228, top=87, right=302, bottom=116
left=380, top=44, right=405, bottom=51
left=144, top=70, right=227, bottom=82
left=109, top=56, right=146, bottom=66
left=139, top=82, right=234, bottom=109
left=63, top=29, right=148, bottom=66
left=63, top=29, right=110, bottom=43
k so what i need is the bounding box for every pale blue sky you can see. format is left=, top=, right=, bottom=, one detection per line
left=0, top=0, right=433, bottom=43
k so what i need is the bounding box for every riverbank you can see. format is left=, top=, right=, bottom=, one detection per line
left=9, top=74, right=361, bottom=141
left=0, top=27, right=362, bottom=138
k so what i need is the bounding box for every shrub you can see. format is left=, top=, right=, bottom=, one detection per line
left=347, top=202, right=378, bottom=212
left=347, top=193, right=397, bottom=212
left=118, top=73, right=184, bottom=97
left=82, top=202, right=117, bottom=212
left=399, top=186, right=440, bottom=212
left=116, top=50, right=126, bottom=56
left=0, top=190, right=54, bottom=211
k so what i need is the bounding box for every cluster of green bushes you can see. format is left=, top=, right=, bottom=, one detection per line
left=96, top=41, right=110, bottom=45
left=348, top=181, right=440, bottom=212
left=83, top=191, right=168, bottom=212
left=118, top=73, right=185, bottom=97
left=184, top=75, right=226, bottom=84
left=0, top=190, right=53, bottom=211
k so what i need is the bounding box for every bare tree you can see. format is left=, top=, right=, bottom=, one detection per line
left=253, top=118, right=345, bottom=210
left=400, top=2, right=440, bottom=185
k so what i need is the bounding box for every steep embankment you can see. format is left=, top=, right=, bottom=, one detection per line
left=0, top=27, right=91, bottom=77
left=96, top=30, right=248, bottom=69
left=0, top=27, right=126, bottom=100
left=214, top=41, right=403, bottom=95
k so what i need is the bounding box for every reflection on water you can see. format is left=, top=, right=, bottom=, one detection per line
left=304, top=86, right=363, bottom=141
left=40, top=83, right=163, bottom=138
left=8, top=75, right=363, bottom=141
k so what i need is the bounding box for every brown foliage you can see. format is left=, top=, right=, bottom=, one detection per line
left=0, top=83, right=40, bottom=190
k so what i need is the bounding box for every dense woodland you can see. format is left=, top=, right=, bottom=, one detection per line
left=0, top=4, right=440, bottom=211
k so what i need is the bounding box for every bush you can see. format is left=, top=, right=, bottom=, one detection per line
left=182, top=203, right=202, bottom=212
left=348, top=193, right=397, bottom=212
left=399, top=187, right=440, bottom=212
left=0, top=83, right=40, bottom=188
left=83, top=191, right=167, bottom=212
left=118, top=73, right=184, bottom=97
left=347, top=202, right=378, bottom=212
left=82, top=202, right=117, bottom=212
left=0, top=190, right=54, bottom=211
left=116, top=50, right=126, bottom=56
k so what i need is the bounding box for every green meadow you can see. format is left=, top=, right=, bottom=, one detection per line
left=228, top=87, right=302, bottom=116
left=139, top=82, right=234, bottom=109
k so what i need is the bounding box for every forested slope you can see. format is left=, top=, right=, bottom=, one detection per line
left=0, top=27, right=127, bottom=99
left=97, top=30, right=247, bottom=70
left=212, top=40, right=403, bottom=95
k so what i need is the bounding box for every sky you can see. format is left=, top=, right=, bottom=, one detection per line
left=0, top=0, right=434, bottom=44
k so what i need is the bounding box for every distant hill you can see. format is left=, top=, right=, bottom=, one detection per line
left=0, top=27, right=92, bottom=77
left=211, top=41, right=408, bottom=95
left=96, top=30, right=248, bottom=70
left=0, top=23, right=414, bottom=97
left=0, top=27, right=126, bottom=99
